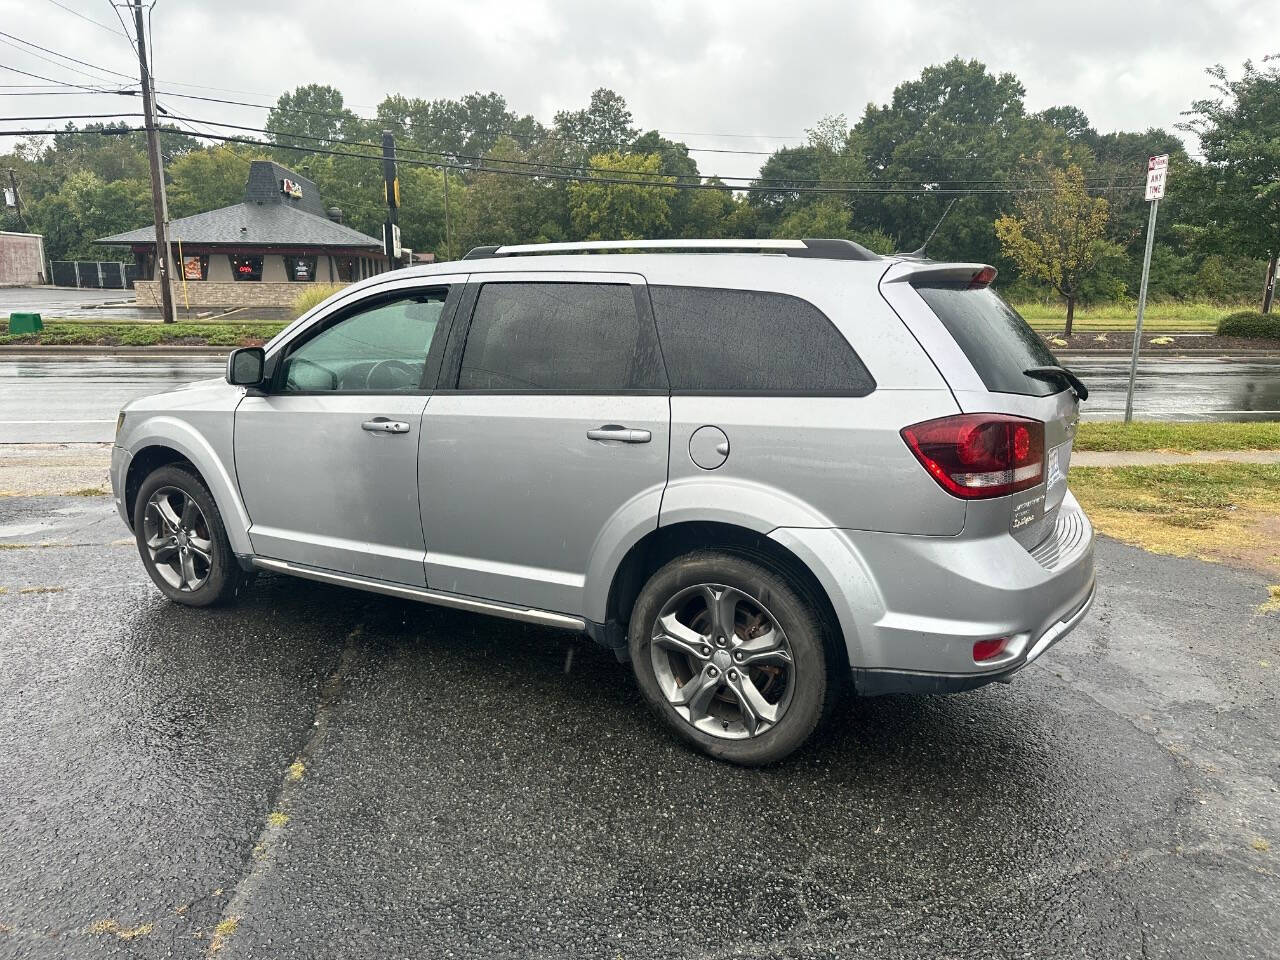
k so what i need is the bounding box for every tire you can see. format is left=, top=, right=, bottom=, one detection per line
left=132, top=464, right=249, bottom=607
left=628, top=550, right=829, bottom=766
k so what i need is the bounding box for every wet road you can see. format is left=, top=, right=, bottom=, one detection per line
left=0, top=494, right=1276, bottom=958
left=2, top=353, right=1278, bottom=444
left=0, top=287, right=151, bottom=321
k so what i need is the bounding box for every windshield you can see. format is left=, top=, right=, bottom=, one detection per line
left=913, top=283, right=1061, bottom=397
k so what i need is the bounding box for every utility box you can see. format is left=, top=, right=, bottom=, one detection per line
left=8, top=312, right=43, bottom=334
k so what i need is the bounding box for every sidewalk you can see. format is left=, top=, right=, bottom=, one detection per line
left=1072, top=449, right=1280, bottom=467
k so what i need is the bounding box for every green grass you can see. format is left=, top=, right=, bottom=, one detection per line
left=1075, top=421, right=1280, bottom=453
left=1014, top=301, right=1229, bottom=332
left=1069, top=463, right=1280, bottom=578
left=0, top=320, right=286, bottom=346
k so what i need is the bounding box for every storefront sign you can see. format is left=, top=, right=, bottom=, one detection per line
left=183, top=256, right=203, bottom=280
left=280, top=178, right=303, bottom=199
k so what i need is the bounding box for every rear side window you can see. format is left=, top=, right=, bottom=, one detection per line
left=649, top=285, right=874, bottom=394
left=912, top=284, right=1059, bottom=396
left=457, top=282, right=664, bottom=391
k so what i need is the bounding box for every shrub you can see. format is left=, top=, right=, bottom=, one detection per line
left=1217, top=310, right=1280, bottom=339
left=291, top=283, right=346, bottom=318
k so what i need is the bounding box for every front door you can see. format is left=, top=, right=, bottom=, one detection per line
left=234, top=282, right=460, bottom=584
left=419, top=274, right=670, bottom=615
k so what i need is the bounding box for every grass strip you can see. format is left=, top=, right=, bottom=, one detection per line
left=1075, top=421, right=1280, bottom=453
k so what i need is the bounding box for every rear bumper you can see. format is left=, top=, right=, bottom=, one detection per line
left=851, top=574, right=1095, bottom=695
left=769, top=490, right=1096, bottom=696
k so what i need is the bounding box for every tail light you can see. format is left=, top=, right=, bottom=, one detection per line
left=901, top=414, right=1044, bottom=499
left=973, top=637, right=1010, bottom=662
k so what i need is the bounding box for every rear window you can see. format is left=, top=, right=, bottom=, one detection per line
left=649, top=285, right=875, bottom=395
left=913, top=284, right=1059, bottom=397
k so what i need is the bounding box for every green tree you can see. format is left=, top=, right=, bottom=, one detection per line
left=554, top=89, right=637, bottom=165
left=1178, top=57, right=1280, bottom=311
left=994, top=160, right=1111, bottom=333
left=169, top=147, right=263, bottom=219
left=567, top=152, right=674, bottom=240
left=266, top=84, right=359, bottom=159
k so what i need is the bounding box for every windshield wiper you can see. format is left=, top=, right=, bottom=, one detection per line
left=1023, top=365, right=1089, bottom=401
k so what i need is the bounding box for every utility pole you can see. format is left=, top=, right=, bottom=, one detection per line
left=381, top=131, right=401, bottom=268
left=442, top=166, right=452, bottom=261
left=6, top=169, right=27, bottom=230
left=131, top=0, right=175, bottom=323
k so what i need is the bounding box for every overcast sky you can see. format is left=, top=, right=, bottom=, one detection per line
left=1, top=0, right=1272, bottom=180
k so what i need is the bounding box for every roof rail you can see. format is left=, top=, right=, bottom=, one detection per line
left=461, top=238, right=880, bottom=262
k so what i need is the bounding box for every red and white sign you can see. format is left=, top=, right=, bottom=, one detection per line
left=280, top=178, right=303, bottom=199
left=1145, top=155, right=1168, bottom=201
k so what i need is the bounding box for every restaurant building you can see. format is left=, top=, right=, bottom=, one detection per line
left=97, top=161, right=390, bottom=307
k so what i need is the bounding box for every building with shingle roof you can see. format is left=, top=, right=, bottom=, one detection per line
left=96, top=161, right=391, bottom=307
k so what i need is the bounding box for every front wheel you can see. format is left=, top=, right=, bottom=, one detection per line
left=628, top=551, right=830, bottom=766
left=133, top=465, right=248, bottom=607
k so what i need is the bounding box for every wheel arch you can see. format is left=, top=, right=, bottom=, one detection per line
left=601, top=520, right=851, bottom=680
left=121, top=417, right=252, bottom=555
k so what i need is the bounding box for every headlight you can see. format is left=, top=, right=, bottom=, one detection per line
left=115, top=411, right=126, bottom=439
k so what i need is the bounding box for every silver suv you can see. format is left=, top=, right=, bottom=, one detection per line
left=111, top=238, right=1095, bottom=765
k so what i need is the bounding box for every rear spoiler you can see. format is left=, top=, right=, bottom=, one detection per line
left=882, top=263, right=997, bottom=287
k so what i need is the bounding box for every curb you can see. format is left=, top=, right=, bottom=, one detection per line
left=0, top=345, right=230, bottom=357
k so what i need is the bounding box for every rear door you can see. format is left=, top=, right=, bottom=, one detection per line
left=417, top=272, right=670, bottom=615
left=881, top=263, right=1081, bottom=548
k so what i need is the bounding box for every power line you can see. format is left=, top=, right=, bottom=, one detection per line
left=39, top=0, right=132, bottom=39
left=0, top=62, right=125, bottom=93
left=0, top=29, right=136, bottom=82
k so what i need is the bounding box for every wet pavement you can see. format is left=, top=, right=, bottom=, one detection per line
left=0, top=287, right=143, bottom=321
left=0, top=494, right=1276, bottom=958
left=2, top=353, right=1280, bottom=445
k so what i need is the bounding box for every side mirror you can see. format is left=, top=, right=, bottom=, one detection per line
left=226, top=346, right=265, bottom=387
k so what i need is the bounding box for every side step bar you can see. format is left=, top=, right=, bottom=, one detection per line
left=251, top=557, right=587, bottom=632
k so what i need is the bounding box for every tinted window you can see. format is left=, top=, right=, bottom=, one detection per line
left=913, top=284, right=1059, bottom=396
left=281, top=292, right=446, bottom=393
left=458, top=282, right=663, bottom=391
left=649, top=285, right=875, bottom=394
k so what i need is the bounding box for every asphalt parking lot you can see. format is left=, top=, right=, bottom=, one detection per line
left=1, top=494, right=1276, bottom=959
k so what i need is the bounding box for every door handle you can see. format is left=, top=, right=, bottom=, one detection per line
left=362, top=418, right=411, bottom=434
left=587, top=425, right=651, bottom=444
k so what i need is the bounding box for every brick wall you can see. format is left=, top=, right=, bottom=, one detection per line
left=135, top=279, right=347, bottom=308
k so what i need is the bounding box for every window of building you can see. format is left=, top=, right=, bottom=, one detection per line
left=335, top=256, right=359, bottom=282
left=648, top=285, right=875, bottom=395
left=231, top=255, right=263, bottom=282
left=181, top=254, right=209, bottom=281
left=286, top=255, right=318, bottom=282
left=281, top=291, right=449, bottom=393
left=457, top=282, right=663, bottom=392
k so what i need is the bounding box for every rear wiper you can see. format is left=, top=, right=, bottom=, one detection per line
left=1023, top=365, right=1089, bottom=401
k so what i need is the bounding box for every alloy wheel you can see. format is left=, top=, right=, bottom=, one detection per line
left=649, top=583, right=795, bottom=740
left=142, top=486, right=213, bottom=592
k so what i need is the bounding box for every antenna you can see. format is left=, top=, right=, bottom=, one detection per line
left=900, top=197, right=958, bottom=260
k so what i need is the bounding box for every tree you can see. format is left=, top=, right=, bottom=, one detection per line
left=554, top=89, right=637, bottom=165
left=994, top=160, right=1111, bottom=333
left=169, top=147, right=263, bottom=219
left=266, top=84, right=359, bottom=160
left=1178, top=57, right=1280, bottom=311
left=567, top=152, right=674, bottom=240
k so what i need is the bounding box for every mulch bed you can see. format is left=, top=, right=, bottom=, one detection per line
left=1043, top=331, right=1279, bottom=353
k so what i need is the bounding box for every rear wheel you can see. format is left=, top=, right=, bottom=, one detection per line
left=628, top=551, right=829, bottom=765
left=133, top=465, right=248, bottom=607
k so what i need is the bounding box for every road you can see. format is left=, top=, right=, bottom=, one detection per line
left=1, top=353, right=1278, bottom=444
left=0, top=493, right=1276, bottom=958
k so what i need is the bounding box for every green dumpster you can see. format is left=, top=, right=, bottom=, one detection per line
left=8, top=312, right=43, bottom=334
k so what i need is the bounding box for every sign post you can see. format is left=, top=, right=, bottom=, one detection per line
left=1123, top=154, right=1168, bottom=424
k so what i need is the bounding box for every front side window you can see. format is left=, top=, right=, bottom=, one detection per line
left=280, top=291, right=447, bottom=393
left=457, top=282, right=663, bottom=391
left=231, top=255, right=263, bottom=282
left=649, top=285, right=875, bottom=394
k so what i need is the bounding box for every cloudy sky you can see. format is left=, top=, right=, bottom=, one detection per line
left=0, top=0, right=1272, bottom=179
